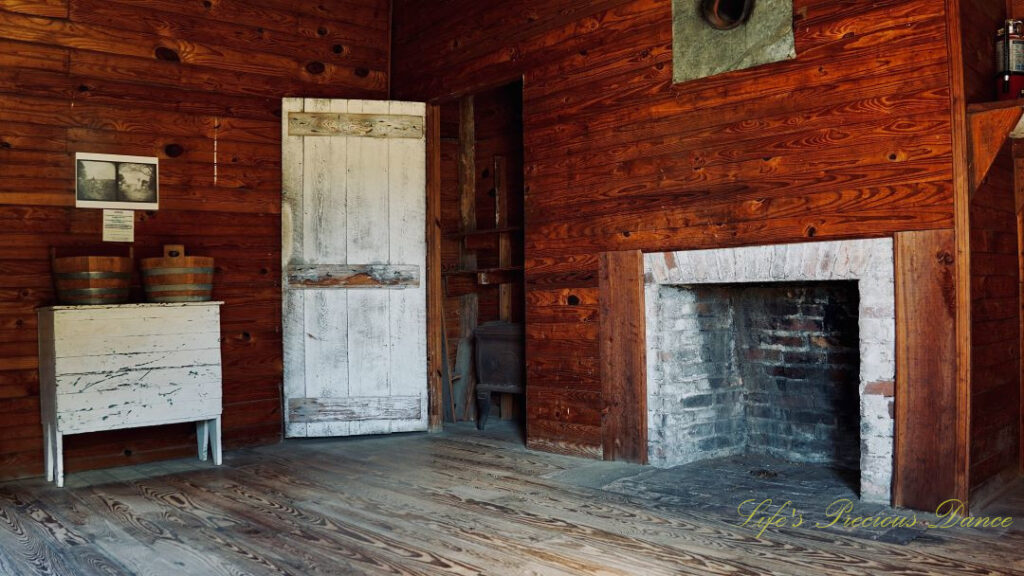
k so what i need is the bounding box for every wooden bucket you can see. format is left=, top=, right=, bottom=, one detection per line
left=140, top=244, right=214, bottom=303
left=52, top=256, right=132, bottom=305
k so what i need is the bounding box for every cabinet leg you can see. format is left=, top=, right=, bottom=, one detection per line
left=476, top=392, right=491, bottom=430
left=54, top=431, right=64, bottom=488
left=43, top=422, right=53, bottom=482
left=210, top=417, right=222, bottom=466
left=196, top=421, right=209, bottom=461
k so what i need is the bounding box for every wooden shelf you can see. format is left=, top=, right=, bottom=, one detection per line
left=442, top=265, right=523, bottom=276
left=966, top=98, right=1024, bottom=114
left=966, top=99, right=1024, bottom=191
left=442, top=266, right=523, bottom=286
left=443, top=226, right=522, bottom=240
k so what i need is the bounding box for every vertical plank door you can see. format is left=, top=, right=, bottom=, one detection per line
left=282, top=98, right=427, bottom=437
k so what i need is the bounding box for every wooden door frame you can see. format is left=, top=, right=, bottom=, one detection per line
left=423, top=83, right=527, bottom=432
left=426, top=103, right=444, bottom=432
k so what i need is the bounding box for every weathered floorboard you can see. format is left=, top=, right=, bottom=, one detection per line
left=1, top=426, right=1022, bottom=576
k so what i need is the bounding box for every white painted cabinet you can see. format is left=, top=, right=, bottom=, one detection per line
left=37, top=302, right=224, bottom=486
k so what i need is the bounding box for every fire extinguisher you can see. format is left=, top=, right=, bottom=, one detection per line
left=997, top=19, right=1024, bottom=100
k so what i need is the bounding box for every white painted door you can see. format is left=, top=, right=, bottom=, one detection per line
left=282, top=98, right=427, bottom=437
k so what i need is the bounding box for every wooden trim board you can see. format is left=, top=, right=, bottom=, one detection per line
left=944, top=0, right=973, bottom=508
left=893, top=229, right=959, bottom=510
left=427, top=104, right=444, bottom=432
left=598, top=250, right=647, bottom=464
left=289, top=396, right=422, bottom=423
left=286, top=264, right=420, bottom=288
left=288, top=112, right=424, bottom=138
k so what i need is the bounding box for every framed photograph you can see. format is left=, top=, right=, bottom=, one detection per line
left=75, top=153, right=159, bottom=210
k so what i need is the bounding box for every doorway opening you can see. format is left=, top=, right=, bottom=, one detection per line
left=435, top=81, right=526, bottom=441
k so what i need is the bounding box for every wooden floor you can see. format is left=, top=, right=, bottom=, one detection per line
left=1, top=424, right=1023, bottom=575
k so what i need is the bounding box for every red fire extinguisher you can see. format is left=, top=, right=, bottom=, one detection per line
left=997, top=19, right=1024, bottom=100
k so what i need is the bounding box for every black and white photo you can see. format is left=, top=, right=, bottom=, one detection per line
left=75, top=152, right=159, bottom=210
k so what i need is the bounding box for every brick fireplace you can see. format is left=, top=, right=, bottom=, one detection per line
left=644, top=239, right=895, bottom=504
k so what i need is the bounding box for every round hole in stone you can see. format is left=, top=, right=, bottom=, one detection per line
left=701, top=0, right=755, bottom=31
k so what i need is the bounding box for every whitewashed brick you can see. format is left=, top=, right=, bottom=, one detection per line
left=643, top=238, right=896, bottom=504
left=860, top=317, right=896, bottom=345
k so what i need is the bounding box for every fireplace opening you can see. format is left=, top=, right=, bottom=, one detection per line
left=647, top=281, right=862, bottom=490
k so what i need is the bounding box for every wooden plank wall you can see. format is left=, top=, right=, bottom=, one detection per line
left=970, top=142, right=1021, bottom=493
left=959, top=0, right=1002, bottom=104
left=0, top=0, right=390, bottom=479
left=393, top=0, right=958, bottom=457
left=957, top=0, right=1014, bottom=502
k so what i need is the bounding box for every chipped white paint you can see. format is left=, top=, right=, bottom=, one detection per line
left=38, top=302, right=224, bottom=487
left=286, top=263, right=420, bottom=288
left=282, top=98, right=428, bottom=438
left=288, top=112, right=424, bottom=138
left=644, top=239, right=896, bottom=504
left=288, top=396, right=422, bottom=423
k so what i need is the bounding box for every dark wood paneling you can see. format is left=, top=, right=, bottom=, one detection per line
left=970, top=142, right=1021, bottom=493
left=959, top=0, right=1003, bottom=103
left=598, top=250, right=646, bottom=464
left=894, top=229, right=959, bottom=511
left=393, top=0, right=959, bottom=457
left=0, top=0, right=389, bottom=480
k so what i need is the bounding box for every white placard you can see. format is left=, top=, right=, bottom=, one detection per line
left=102, top=209, right=135, bottom=242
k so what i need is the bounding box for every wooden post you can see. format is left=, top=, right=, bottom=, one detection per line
left=494, top=155, right=517, bottom=421
left=944, top=0, right=972, bottom=508
left=426, top=104, right=444, bottom=432
left=495, top=156, right=512, bottom=322
left=598, top=250, right=647, bottom=464
left=893, top=230, right=959, bottom=510
left=1018, top=141, right=1024, bottom=475
left=1016, top=140, right=1024, bottom=476
left=458, top=95, right=479, bottom=421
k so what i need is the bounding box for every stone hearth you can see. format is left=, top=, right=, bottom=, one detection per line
left=644, top=239, right=895, bottom=504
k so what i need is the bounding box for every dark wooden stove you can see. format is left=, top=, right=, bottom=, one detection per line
left=474, top=321, right=524, bottom=429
